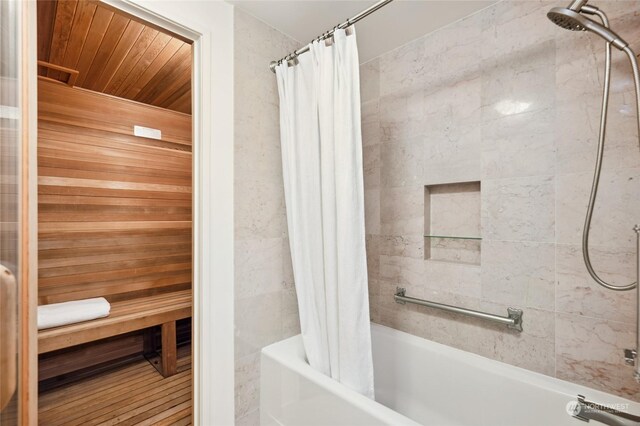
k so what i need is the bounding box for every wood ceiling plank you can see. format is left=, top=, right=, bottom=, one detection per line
left=60, top=1, right=98, bottom=72
left=135, top=43, right=191, bottom=105
left=89, top=20, right=145, bottom=92
left=149, top=69, right=191, bottom=110
left=166, top=89, right=192, bottom=115
left=103, top=26, right=159, bottom=95
left=112, top=32, right=172, bottom=98
left=82, top=13, right=130, bottom=89
left=47, top=0, right=78, bottom=80
left=74, top=6, right=114, bottom=87
left=38, top=1, right=192, bottom=114
left=37, top=0, right=57, bottom=67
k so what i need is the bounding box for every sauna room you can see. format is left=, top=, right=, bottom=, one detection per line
left=35, top=1, right=193, bottom=424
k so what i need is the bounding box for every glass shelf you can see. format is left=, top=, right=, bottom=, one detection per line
left=424, top=235, right=482, bottom=241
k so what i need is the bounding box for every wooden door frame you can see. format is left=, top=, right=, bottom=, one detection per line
left=21, top=0, right=38, bottom=423
left=24, top=1, right=236, bottom=424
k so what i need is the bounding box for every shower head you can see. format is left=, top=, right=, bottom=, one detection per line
left=547, top=6, right=629, bottom=50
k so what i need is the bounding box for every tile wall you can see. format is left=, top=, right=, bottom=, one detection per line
left=233, top=10, right=300, bottom=424
left=362, top=0, right=640, bottom=400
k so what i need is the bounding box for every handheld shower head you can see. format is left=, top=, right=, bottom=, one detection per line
left=547, top=7, right=628, bottom=50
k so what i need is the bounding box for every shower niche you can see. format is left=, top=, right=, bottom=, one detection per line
left=424, top=181, right=481, bottom=265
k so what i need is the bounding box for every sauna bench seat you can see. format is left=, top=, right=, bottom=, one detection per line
left=38, top=290, right=191, bottom=377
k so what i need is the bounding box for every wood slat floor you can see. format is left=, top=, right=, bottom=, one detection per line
left=38, top=345, right=191, bottom=425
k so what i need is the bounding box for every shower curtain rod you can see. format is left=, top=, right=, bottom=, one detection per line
left=269, top=0, right=394, bottom=73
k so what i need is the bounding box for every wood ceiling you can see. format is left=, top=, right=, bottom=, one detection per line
left=37, top=0, right=192, bottom=115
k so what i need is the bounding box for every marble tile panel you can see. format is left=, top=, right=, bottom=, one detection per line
left=235, top=179, right=286, bottom=240
left=556, top=243, right=636, bottom=324
left=379, top=90, right=426, bottom=143
left=423, top=77, right=482, bottom=185
left=235, top=238, right=284, bottom=300
left=424, top=260, right=482, bottom=299
left=380, top=186, right=424, bottom=236
left=482, top=175, right=555, bottom=242
left=235, top=290, right=283, bottom=360
left=364, top=189, right=380, bottom=236
left=379, top=37, right=431, bottom=97
left=379, top=255, right=426, bottom=300
left=555, top=168, right=640, bottom=249
left=481, top=240, right=555, bottom=310
left=556, top=312, right=639, bottom=400
left=380, top=136, right=424, bottom=188
left=360, top=58, right=380, bottom=103
left=363, top=143, right=380, bottom=190
left=482, top=107, right=555, bottom=179
left=481, top=40, right=555, bottom=123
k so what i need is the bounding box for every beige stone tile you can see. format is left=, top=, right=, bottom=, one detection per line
left=361, top=99, right=379, bottom=125
left=380, top=136, right=424, bottom=188
left=379, top=36, right=430, bottom=97
left=236, top=408, right=260, bottom=426
left=366, top=234, right=382, bottom=282
left=379, top=255, right=426, bottom=300
left=235, top=352, right=261, bottom=419
left=423, top=77, right=482, bottom=185
left=379, top=90, right=426, bottom=143
left=555, top=168, right=640, bottom=249
left=380, top=186, right=424, bottom=235
left=377, top=234, right=424, bottom=260
left=556, top=243, right=636, bottom=324
left=364, top=189, right=380, bottom=235
left=360, top=58, right=380, bottom=103
left=556, top=312, right=639, bottom=400
left=481, top=40, right=555, bottom=123
left=481, top=305, right=556, bottom=376
left=480, top=0, right=556, bottom=59
left=482, top=107, right=555, bottom=179
left=481, top=241, right=555, bottom=310
left=282, top=311, right=301, bottom=338
left=234, top=179, right=286, bottom=240
left=425, top=260, right=482, bottom=299
left=235, top=238, right=284, bottom=300
left=235, top=291, right=283, bottom=359
left=363, top=143, right=380, bottom=190
left=482, top=175, right=555, bottom=242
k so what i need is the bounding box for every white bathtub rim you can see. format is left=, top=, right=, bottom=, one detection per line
left=261, top=331, right=421, bottom=426
left=370, top=322, right=640, bottom=409
left=264, top=322, right=640, bottom=413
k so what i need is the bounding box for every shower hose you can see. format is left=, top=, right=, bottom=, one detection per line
left=584, top=9, right=640, bottom=291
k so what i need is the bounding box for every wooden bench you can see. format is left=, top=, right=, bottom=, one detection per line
left=38, top=290, right=191, bottom=377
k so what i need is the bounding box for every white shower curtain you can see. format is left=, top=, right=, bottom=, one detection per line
left=275, top=27, right=374, bottom=398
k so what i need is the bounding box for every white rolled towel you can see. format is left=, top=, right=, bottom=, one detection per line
left=38, top=298, right=111, bottom=330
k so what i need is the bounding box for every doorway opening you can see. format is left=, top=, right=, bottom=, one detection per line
left=35, top=1, right=194, bottom=423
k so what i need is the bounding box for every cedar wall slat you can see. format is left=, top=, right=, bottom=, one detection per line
left=38, top=79, right=192, bottom=305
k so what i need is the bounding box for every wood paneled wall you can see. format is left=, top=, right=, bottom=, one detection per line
left=37, top=79, right=192, bottom=306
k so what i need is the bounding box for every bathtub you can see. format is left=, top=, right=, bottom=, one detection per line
left=261, top=323, right=640, bottom=425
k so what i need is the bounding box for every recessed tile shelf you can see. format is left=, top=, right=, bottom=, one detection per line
left=424, top=182, right=481, bottom=265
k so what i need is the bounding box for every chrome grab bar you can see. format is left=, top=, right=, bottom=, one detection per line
left=568, top=394, right=640, bottom=426
left=394, top=287, right=523, bottom=332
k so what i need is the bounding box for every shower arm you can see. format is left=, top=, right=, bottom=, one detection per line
left=581, top=7, right=640, bottom=292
